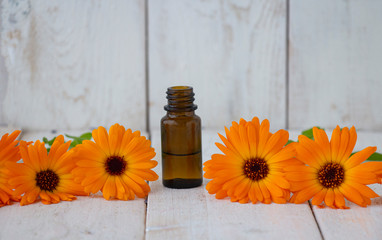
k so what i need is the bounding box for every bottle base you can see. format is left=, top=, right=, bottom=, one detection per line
left=163, top=178, right=203, bottom=189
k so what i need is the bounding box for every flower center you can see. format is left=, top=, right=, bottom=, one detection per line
left=243, top=158, right=269, bottom=181
left=317, top=163, right=345, bottom=188
left=105, top=156, right=127, bottom=176
left=35, top=169, right=59, bottom=192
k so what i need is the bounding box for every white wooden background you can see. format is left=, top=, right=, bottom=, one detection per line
left=1, top=1, right=382, bottom=240
left=1, top=0, right=381, bottom=132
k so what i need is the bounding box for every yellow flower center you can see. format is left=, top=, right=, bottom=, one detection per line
left=317, top=163, right=345, bottom=188
left=35, top=169, right=59, bottom=192
left=243, top=158, right=269, bottom=181
left=105, top=156, right=127, bottom=176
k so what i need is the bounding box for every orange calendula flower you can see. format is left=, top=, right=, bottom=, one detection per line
left=0, top=130, right=22, bottom=207
left=204, top=117, right=301, bottom=204
left=286, top=126, right=382, bottom=209
left=7, top=135, right=86, bottom=205
left=72, top=123, right=158, bottom=200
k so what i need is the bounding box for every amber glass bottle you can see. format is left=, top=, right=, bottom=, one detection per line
left=161, top=86, right=202, bottom=188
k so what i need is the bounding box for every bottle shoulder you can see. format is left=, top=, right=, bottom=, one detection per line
left=161, top=113, right=200, bottom=120
left=161, top=113, right=201, bottom=125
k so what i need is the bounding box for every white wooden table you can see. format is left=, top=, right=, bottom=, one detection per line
left=1, top=128, right=382, bottom=240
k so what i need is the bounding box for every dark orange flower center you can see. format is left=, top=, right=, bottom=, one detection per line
left=105, top=156, right=127, bottom=176
left=243, top=158, right=269, bottom=181
left=35, top=169, right=59, bottom=192
left=317, top=163, right=345, bottom=188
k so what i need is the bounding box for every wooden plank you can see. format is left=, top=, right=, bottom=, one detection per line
left=149, top=0, right=287, bottom=131
left=0, top=0, right=146, bottom=131
left=289, top=0, right=382, bottom=130
left=0, top=0, right=7, bottom=125
left=146, top=130, right=322, bottom=239
left=0, top=130, right=147, bottom=240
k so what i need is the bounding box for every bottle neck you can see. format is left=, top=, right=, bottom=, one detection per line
left=167, top=111, right=195, bottom=118
left=164, top=86, right=198, bottom=113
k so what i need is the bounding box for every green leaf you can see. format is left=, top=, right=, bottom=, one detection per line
left=42, top=136, right=56, bottom=146
left=80, top=132, right=92, bottom=140
left=301, top=126, right=323, bottom=140
left=48, top=137, right=56, bottom=145
left=42, top=136, right=57, bottom=153
left=350, top=151, right=382, bottom=161
left=65, top=132, right=92, bottom=141
left=43, top=132, right=92, bottom=151
left=65, top=134, right=81, bottom=141
left=367, top=152, right=382, bottom=161
left=65, top=132, right=92, bottom=148
left=69, top=139, right=82, bottom=148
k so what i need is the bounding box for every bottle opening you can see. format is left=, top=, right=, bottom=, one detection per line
left=169, top=86, right=192, bottom=90
left=164, top=86, right=198, bottom=112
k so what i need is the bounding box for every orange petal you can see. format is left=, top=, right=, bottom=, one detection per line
left=247, top=123, right=258, bottom=158
left=259, top=181, right=271, bottom=200
left=344, top=147, right=377, bottom=169
left=264, top=179, right=283, bottom=197
left=233, top=178, right=251, bottom=199
left=313, top=127, right=331, bottom=161
left=336, top=127, right=350, bottom=163
left=324, top=188, right=335, bottom=207
left=333, top=188, right=348, bottom=209
left=340, top=126, right=357, bottom=163
left=295, top=143, right=321, bottom=169
left=261, top=129, right=289, bottom=159
left=271, top=175, right=290, bottom=189
left=349, top=182, right=379, bottom=198
left=285, top=172, right=316, bottom=181
left=248, top=185, right=258, bottom=203
left=298, top=135, right=327, bottom=164
left=257, top=119, right=270, bottom=157
left=294, top=184, right=321, bottom=204
left=330, top=126, right=341, bottom=161
left=102, top=176, right=116, bottom=200
left=215, top=189, right=228, bottom=199
left=311, top=188, right=327, bottom=206
left=339, top=184, right=365, bottom=207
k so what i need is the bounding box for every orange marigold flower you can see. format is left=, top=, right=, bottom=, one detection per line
left=0, top=130, right=22, bottom=207
left=286, top=126, right=382, bottom=209
left=72, top=123, right=158, bottom=200
left=7, top=135, right=86, bottom=205
left=204, top=117, right=301, bottom=204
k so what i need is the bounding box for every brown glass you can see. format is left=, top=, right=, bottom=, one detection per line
left=161, top=86, right=202, bottom=188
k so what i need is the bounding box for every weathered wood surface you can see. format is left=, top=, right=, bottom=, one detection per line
left=148, top=0, right=287, bottom=131
left=146, top=130, right=322, bottom=240
left=0, top=0, right=146, bottom=131
left=289, top=0, right=382, bottom=130
left=1, top=128, right=382, bottom=239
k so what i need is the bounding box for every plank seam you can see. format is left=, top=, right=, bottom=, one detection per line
left=144, top=1, right=150, bottom=239
left=145, top=0, right=151, bottom=140
left=308, top=201, right=324, bottom=240
left=285, top=0, right=290, bottom=130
